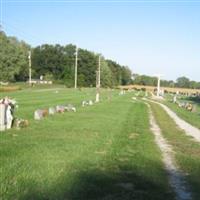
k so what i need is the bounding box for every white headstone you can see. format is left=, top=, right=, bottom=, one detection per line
left=34, top=110, right=43, bottom=120
left=88, top=100, right=93, bottom=105
left=65, top=104, right=76, bottom=112
left=6, top=105, right=13, bottom=129
left=49, top=107, right=56, bottom=115
left=173, top=95, right=177, bottom=103
left=0, top=104, right=6, bottom=131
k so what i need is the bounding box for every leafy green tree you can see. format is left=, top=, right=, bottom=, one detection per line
left=0, top=32, right=30, bottom=82
left=106, top=60, right=123, bottom=86
left=176, top=76, right=190, bottom=88
left=121, top=66, right=132, bottom=85
left=77, top=49, right=97, bottom=87
left=134, top=75, right=157, bottom=86
left=100, top=58, right=112, bottom=87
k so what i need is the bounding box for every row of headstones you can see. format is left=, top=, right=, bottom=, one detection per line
left=173, top=96, right=196, bottom=112
left=34, top=104, right=76, bottom=120
left=120, top=89, right=146, bottom=96
left=178, top=102, right=196, bottom=112
left=34, top=100, right=94, bottom=120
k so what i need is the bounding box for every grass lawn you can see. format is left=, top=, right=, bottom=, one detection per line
left=0, top=87, right=175, bottom=200
left=150, top=102, right=200, bottom=200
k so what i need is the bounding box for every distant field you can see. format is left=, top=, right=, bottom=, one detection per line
left=120, top=85, right=200, bottom=94
left=0, top=87, right=174, bottom=200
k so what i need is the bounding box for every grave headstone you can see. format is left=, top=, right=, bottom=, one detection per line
left=65, top=104, right=76, bottom=112
left=82, top=101, right=88, bottom=107
left=56, top=105, right=65, bottom=113
left=49, top=107, right=56, bottom=115
left=34, top=109, right=44, bottom=120
left=88, top=100, right=93, bottom=105
left=173, top=95, right=177, bottom=103
left=14, top=119, right=29, bottom=129
left=0, top=97, right=16, bottom=131
left=0, top=104, right=6, bottom=131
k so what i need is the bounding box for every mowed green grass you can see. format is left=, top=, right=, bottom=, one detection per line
left=0, top=88, right=175, bottom=200
left=150, top=102, right=200, bottom=200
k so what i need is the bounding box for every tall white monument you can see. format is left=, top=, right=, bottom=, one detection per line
left=155, top=74, right=163, bottom=97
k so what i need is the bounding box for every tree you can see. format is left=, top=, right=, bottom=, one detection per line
left=100, top=58, right=112, bottom=87
left=121, top=66, right=132, bottom=85
left=0, top=32, right=30, bottom=82
left=106, top=60, right=124, bottom=86
left=133, top=75, right=157, bottom=86
left=77, top=49, right=97, bottom=87
left=176, top=76, right=190, bottom=88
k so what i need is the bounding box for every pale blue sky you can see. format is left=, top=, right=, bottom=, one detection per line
left=1, top=0, right=200, bottom=81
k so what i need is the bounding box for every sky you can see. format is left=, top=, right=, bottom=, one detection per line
left=1, top=0, right=200, bottom=81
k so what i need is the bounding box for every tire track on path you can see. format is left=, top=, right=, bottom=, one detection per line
left=145, top=98, right=200, bottom=142
left=145, top=101, right=192, bottom=200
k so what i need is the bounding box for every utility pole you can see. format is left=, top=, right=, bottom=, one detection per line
left=95, top=55, right=101, bottom=102
left=28, top=50, right=32, bottom=86
left=74, top=46, right=78, bottom=89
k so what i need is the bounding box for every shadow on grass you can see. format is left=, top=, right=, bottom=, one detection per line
left=19, top=168, right=174, bottom=200
left=186, top=96, right=200, bottom=104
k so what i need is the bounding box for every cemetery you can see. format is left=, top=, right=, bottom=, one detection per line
left=0, top=85, right=200, bottom=200
left=1, top=1, right=200, bottom=199
left=1, top=60, right=200, bottom=200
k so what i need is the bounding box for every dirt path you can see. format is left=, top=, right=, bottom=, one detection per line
left=145, top=98, right=200, bottom=142
left=145, top=102, right=192, bottom=200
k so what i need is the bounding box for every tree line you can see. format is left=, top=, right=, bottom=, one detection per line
left=0, top=31, right=132, bottom=87
left=1, top=31, right=200, bottom=89
left=133, top=74, right=200, bottom=89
